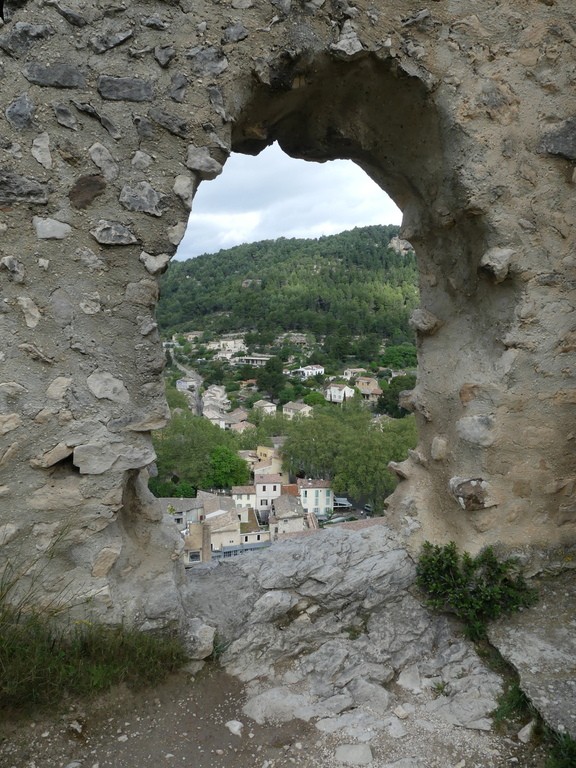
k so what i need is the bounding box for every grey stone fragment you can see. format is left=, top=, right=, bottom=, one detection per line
left=22, top=62, right=86, bottom=88
left=141, top=15, right=169, bottom=30
left=331, top=20, right=364, bottom=59
left=90, top=220, right=137, bottom=246
left=119, top=182, right=167, bottom=217
left=31, top=132, right=52, bottom=169
left=53, top=5, right=87, bottom=27
left=131, top=150, right=153, bottom=169
left=139, top=251, right=171, bottom=275
left=185, top=618, right=216, bottom=659
left=173, top=174, right=196, bottom=209
left=73, top=441, right=154, bottom=474
left=148, top=107, right=188, bottom=138
left=133, top=115, right=156, bottom=138
left=89, top=29, right=133, bottom=54
left=186, top=45, right=229, bottom=76
left=222, top=23, right=249, bottom=44
left=480, top=246, right=514, bottom=282
left=89, top=142, right=118, bottom=181
left=186, top=145, right=223, bottom=179
left=456, top=414, right=495, bottom=447
left=0, top=256, right=26, bottom=283
left=538, top=117, right=576, bottom=162
left=71, top=100, right=121, bottom=139
left=409, top=308, right=442, bottom=335
left=52, top=102, right=78, bottom=129
left=207, top=85, right=230, bottom=120
left=170, top=72, right=188, bottom=102
left=232, top=0, right=254, bottom=7
left=0, top=169, right=47, bottom=204
left=334, top=744, right=373, bottom=766
left=0, top=22, right=52, bottom=56
left=33, top=216, right=72, bottom=239
left=87, top=371, right=130, bottom=403
left=155, top=45, right=176, bottom=67
left=97, top=76, right=153, bottom=102
left=6, top=93, right=35, bottom=129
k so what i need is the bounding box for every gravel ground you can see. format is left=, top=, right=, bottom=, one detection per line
left=0, top=665, right=551, bottom=768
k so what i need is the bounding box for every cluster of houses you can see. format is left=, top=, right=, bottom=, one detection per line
left=159, top=442, right=336, bottom=566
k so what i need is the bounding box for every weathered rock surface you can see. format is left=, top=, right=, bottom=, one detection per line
left=0, top=0, right=574, bottom=633
left=185, top=524, right=504, bottom=738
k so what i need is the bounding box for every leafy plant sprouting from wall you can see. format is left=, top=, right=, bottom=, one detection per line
left=416, top=541, right=538, bottom=641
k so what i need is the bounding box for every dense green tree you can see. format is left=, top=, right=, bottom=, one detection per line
left=303, top=391, right=326, bottom=407
left=256, top=356, right=285, bottom=399
left=205, top=445, right=250, bottom=489
left=380, top=343, right=418, bottom=369
left=281, top=404, right=416, bottom=512
left=376, top=375, right=417, bottom=418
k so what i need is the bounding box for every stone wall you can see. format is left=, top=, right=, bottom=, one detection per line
left=0, top=0, right=574, bottom=624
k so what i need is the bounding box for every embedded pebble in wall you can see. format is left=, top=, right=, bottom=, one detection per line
left=172, top=174, right=196, bottom=209
left=69, top=175, right=106, bottom=209
left=167, top=221, right=186, bottom=245
left=5, top=92, right=35, bottom=129
left=0, top=169, right=47, bottom=204
left=154, top=44, right=176, bottom=67
left=33, top=216, right=72, bottom=239
left=88, top=142, right=119, bottom=181
left=31, top=132, right=52, bottom=169
left=147, top=107, right=188, bottom=138
left=89, top=29, right=134, bottom=54
left=86, top=371, right=130, bottom=403
left=22, top=61, right=86, bottom=88
left=139, top=251, right=171, bottom=275
left=0, top=256, right=26, bottom=283
left=169, top=72, right=188, bottom=102
left=52, top=102, right=78, bottom=130
left=131, top=150, right=153, bottom=170
left=186, top=45, right=229, bottom=77
left=90, top=220, right=137, bottom=245
left=97, top=75, right=154, bottom=102
left=186, top=145, right=223, bottom=179
left=119, top=182, right=167, bottom=217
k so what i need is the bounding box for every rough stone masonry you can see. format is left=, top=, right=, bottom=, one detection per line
left=0, top=0, right=574, bottom=625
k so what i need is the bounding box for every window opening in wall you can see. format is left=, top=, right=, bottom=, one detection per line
left=151, top=142, right=419, bottom=537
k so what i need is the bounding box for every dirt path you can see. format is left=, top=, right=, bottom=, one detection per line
left=1, top=663, right=550, bottom=768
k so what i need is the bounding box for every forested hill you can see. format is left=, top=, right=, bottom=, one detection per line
left=157, top=224, right=418, bottom=342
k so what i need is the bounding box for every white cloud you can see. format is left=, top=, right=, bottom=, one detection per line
left=176, top=143, right=402, bottom=260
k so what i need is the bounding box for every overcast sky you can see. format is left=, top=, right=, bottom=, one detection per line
left=175, top=142, right=402, bottom=260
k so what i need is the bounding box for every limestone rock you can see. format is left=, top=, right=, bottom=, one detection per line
left=91, top=546, right=121, bottom=578
left=538, top=116, right=576, bottom=162
left=185, top=618, right=216, bottom=659
left=5, top=92, right=35, bottom=129
left=480, top=247, right=514, bottom=282
left=53, top=102, right=78, bottom=129
left=169, top=72, right=188, bottom=102
left=334, top=744, right=373, bottom=766
left=33, top=217, right=72, bottom=240
left=331, top=20, right=364, bottom=59
left=89, top=143, right=118, bottom=181
left=87, top=371, right=130, bottom=403
left=456, top=415, right=495, bottom=447
left=139, top=251, right=171, bottom=275
left=0, top=256, right=26, bottom=283
left=0, top=169, right=47, bottom=204
left=73, top=440, right=154, bottom=474
left=409, top=308, right=442, bottom=335
left=119, top=182, right=167, bottom=217
left=0, top=413, right=22, bottom=435
left=186, top=45, right=229, bottom=77
left=0, top=22, right=52, bottom=57
left=17, top=296, right=41, bottom=327
left=46, top=377, right=72, bottom=400
left=31, top=132, right=52, bottom=169
left=449, top=477, right=495, bottom=511
left=186, top=145, right=223, bottom=179
left=90, top=220, right=137, bottom=245
left=97, top=75, right=153, bottom=102
left=89, top=29, right=133, bottom=54
left=148, top=107, right=188, bottom=138
left=173, top=174, right=196, bottom=209
left=23, top=61, right=85, bottom=88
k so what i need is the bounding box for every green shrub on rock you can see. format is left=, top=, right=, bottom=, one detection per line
left=416, top=541, right=538, bottom=641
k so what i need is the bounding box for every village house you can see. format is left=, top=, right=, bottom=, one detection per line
left=269, top=495, right=310, bottom=540
left=282, top=401, right=313, bottom=420
left=182, top=522, right=211, bottom=566
left=297, top=478, right=334, bottom=516
left=231, top=484, right=256, bottom=509
left=343, top=367, right=367, bottom=380
left=355, top=376, right=383, bottom=403
left=324, top=382, right=356, bottom=404
left=252, top=399, right=277, bottom=417
left=233, top=354, right=273, bottom=368
left=158, top=496, right=205, bottom=528
left=292, top=364, right=325, bottom=380
left=254, top=473, right=283, bottom=521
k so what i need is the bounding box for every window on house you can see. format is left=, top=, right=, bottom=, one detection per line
left=188, top=551, right=201, bottom=562
left=273, top=485, right=277, bottom=491
left=257, top=534, right=260, bottom=541
left=244, top=536, right=248, bottom=542
left=263, top=485, right=266, bottom=491
left=303, top=490, right=308, bottom=498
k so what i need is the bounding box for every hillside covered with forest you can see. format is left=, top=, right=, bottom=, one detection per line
left=157, top=225, right=418, bottom=344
